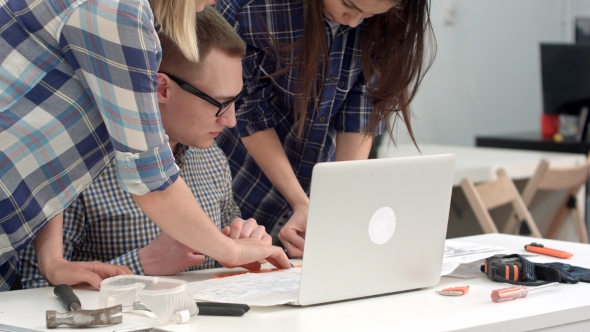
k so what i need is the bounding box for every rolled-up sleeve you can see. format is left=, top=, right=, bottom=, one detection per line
left=58, top=0, right=177, bottom=194
left=114, top=143, right=178, bottom=195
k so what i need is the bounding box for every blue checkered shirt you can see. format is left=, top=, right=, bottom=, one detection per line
left=19, top=143, right=240, bottom=288
left=0, top=0, right=178, bottom=291
left=215, top=0, right=383, bottom=230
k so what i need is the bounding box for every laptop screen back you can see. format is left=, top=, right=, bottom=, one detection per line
left=298, top=154, right=455, bottom=306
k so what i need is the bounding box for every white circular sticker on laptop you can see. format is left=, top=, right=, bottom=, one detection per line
left=368, top=207, right=396, bottom=245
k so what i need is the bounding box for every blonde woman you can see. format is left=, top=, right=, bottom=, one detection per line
left=0, top=0, right=289, bottom=292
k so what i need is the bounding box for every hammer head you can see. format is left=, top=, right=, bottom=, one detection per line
left=46, top=305, right=122, bottom=328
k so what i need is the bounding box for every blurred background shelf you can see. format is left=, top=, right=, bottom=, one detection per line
left=476, top=131, right=590, bottom=155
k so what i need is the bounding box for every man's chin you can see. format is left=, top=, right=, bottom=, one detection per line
left=193, top=140, right=214, bottom=149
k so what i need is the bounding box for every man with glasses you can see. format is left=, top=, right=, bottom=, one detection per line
left=18, top=6, right=270, bottom=287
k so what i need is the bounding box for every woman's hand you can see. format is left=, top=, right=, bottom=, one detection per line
left=277, top=207, right=307, bottom=258
left=222, top=218, right=272, bottom=244
left=218, top=238, right=291, bottom=271
left=220, top=218, right=275, bottom=269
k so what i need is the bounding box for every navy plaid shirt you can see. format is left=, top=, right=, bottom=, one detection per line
left=215, top=0, right=383, bottom=230
left=0, top=0, right=178, bottom=291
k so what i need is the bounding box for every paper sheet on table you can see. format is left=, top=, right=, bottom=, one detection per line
left=188, top=268, right=301, bottom=306
left=189, top=241, right=507, bottom=305
left=444, top=240, right=506, bottom=260
left=444, top=259, right=488, bottom=278
left=441, top=261, right=461, bottom=276
left=441, top=241, right=507, bottom=277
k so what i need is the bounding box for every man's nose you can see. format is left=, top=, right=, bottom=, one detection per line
left=218, top=104, right=237, bottom=128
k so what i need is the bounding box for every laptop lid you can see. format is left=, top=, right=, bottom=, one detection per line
left=297, top=154, right=455, bottom=306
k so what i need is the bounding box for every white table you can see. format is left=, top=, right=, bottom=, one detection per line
left=1, top=234, right=590, bottom=331
left=378, top=143, right=588, bottom=186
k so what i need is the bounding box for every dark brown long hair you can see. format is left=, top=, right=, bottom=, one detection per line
left=270, top=0, right=435, bottom=145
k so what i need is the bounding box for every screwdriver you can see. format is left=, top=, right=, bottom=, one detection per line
left=490, top=282, right=559, bottom=303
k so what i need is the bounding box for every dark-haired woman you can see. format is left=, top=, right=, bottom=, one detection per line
left=215, top=0, right=435, bottom=258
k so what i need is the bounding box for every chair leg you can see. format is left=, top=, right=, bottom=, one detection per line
left=546, top=204, right=569, bottom=239
left=522, top=214, right=542, bottom=238
left=502, top=214, right=521, bottom=235
left=507, top=177, right=542, bottom=238
left=572, top=208, right=589, bottom=244
left=461, top=179, right=499, bottom=234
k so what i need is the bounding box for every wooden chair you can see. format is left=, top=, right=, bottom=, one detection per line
left=460, top=169, right=542, bottom=237
left=503, top=158, right=590, bottom=243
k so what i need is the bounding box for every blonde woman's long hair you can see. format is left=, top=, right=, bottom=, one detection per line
left=149, top=0, right=199, bottom=63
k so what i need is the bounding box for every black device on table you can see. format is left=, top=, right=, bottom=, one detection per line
left=195, top=302, right=250, bottom=316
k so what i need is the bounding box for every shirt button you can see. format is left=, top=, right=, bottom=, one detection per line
left=319, top=117, right=326, bottom=123
left=338, top=81, right=344, bottom=86
left=329, top=77, right=336, bottom=83
left=309, top=151, right=316, bottom=156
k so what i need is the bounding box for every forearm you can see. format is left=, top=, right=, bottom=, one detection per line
left=32, top=212, right=133, bottom=288
left=335, top=132, right=374, bottom=161
left=33, top=212, right=64, bottom=280
left=241, top=129, right=309, bottom=211
left=132, top=176, right=236, bottom=263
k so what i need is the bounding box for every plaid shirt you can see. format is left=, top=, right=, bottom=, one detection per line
left=215, top=0, right=383, bottom=230
left=19, top=143, right=240, bottom=288
left=0, top=0, right=178, bottom=291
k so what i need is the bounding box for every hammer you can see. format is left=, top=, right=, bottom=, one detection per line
left=46, top=284, right=122, bottom=328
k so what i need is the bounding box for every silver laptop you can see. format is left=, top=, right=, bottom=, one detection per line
left=294, top=154, right=455, bottom=306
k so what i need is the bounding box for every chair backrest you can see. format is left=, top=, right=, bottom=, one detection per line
left=461, top=169, right=542, bottom=237
left=521, top=159, right=590, bottom=205
left=518, top=157, right=590, bottom=243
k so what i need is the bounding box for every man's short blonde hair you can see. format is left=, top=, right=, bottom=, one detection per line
left=159, top=6, right=246, bottom=79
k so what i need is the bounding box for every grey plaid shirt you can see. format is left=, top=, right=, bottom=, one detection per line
left=18, top=143, right=240, bottom=288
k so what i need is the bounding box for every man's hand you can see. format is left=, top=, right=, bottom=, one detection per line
left=33, top=212, right=132, bottom=289
left=39, top=258, right=132, bottom=290
left=277, top=209, right=307, bottom=259
left=138, top=232, right=207, bottom=276
left=222, top=218, right=272, bottom=245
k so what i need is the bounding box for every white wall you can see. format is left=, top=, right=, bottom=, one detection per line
left=379, top=0, right=590, bottom=153
left=573, top=0, right=590, bottom=19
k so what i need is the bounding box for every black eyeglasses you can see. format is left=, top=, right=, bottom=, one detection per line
left=160, top=72, right=245, bottom=117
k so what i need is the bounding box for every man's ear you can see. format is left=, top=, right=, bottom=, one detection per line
left=155, top=73, right=171, bottom=104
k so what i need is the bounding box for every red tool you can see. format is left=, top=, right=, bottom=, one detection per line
left=436, top=286, right=469, bottom=296
left=212, top=264, right=301, bottom=279
left=524, top=242, right=572, bottom=258
left=491, top=282, right=559, bottom=303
